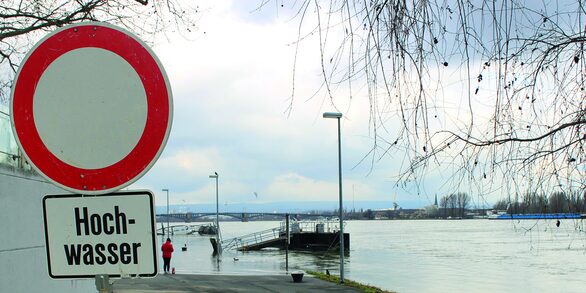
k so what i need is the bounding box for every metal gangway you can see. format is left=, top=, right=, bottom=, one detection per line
left=222, top=226, right=285, bottom=251
left=221, top=219, right=343, bottom=251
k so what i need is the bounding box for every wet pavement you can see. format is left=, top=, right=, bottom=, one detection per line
left=112, top=273, right=363, bottom=293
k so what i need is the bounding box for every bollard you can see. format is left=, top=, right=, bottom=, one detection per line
left=291, top=271, right=304, bottom=283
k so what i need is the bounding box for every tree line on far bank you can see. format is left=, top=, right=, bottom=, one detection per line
left=343, top=190, right=586, bottom=220
left=420, top=191, right=586, bottom=218
left=493, top=191, right=586, bottom=214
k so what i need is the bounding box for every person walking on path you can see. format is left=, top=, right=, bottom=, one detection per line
left=161, top=238, right=174, bottom=274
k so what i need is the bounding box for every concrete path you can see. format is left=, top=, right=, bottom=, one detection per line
left=112, top=273, right=363, bottom=293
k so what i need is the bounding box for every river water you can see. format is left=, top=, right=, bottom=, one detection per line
left=160, top=219, right=586, bottom=293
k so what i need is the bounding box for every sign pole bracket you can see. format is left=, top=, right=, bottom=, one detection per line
left=94, top=274, right=112, bottom=293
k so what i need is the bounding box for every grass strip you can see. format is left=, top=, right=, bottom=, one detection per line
left=305, top=270, right=395, bottom=293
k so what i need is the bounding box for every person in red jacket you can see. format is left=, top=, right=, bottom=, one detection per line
left=161, top=238, right=174, bottom=274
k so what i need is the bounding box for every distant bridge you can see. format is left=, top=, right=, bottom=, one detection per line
left=155, top=212, right=336, bottom=222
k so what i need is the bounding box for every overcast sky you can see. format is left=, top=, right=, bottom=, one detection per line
left=129, top=0, right=455, bottom=210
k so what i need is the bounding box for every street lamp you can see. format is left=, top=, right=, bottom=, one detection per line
left=209, top=172, right=221, bottom=253
left=162, top=188, right=169, bottom=237
left=323, top=111, right=345, bottom=283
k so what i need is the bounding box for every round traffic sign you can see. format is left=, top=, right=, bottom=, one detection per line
left=11, top=22, right=172, bottom=195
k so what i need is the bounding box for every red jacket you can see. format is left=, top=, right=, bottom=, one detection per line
left=161, top=241, right=174, bottom=258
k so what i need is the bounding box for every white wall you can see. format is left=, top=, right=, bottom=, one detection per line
left=0, top=164, right=94, bottom=292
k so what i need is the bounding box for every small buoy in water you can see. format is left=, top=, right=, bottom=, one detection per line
left=172, top=267, right=175, bottom=274
left=233, top=257, right=239, bottom=261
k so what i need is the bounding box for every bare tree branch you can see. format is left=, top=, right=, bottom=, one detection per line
left=283, top=0, right=586, bottom=200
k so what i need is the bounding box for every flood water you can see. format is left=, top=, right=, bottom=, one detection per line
left=160, top=219, right=586, bottom=293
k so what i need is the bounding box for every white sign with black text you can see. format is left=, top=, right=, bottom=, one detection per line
left=42, top=190, right=157, bottom=278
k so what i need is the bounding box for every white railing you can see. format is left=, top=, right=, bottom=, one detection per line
left=280, top=219, right=343, bottom=233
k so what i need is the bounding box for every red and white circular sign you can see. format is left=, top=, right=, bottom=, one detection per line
left=10, top=22, right=172, bottom=195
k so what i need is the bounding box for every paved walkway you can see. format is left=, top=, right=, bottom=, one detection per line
left=112, top=273, right=363, bottom=293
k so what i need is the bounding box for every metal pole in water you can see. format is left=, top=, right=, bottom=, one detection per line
left=210, top=172, right=221, bottom=255
left=286, top=213, right=289, bottom=272
left=162, top=189, right=169, bottom=238
left=216, top=175, right=220, bottom=249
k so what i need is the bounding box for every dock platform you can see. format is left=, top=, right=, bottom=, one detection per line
left=221, top=220, right=349, bottom=252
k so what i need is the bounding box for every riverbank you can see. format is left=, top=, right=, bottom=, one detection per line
left=306, top=271, right=395, bottom=293
left=112, top=273, right=364, bottom=292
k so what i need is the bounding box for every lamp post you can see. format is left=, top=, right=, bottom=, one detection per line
left=209, top=172, right=221, bottom=253
left=322, top=111, right=344, bottom=283
left=162, top=188, right=169, bottom=237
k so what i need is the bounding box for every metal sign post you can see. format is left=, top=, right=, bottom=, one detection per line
left=94, top=275, right=111, bottom=293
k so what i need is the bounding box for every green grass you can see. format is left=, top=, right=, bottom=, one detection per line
left=306, top=270, right=396, bottom=293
